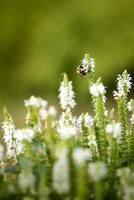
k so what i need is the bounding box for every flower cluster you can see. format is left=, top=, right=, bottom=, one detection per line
left=77, top=54, right=95, bottom=76
left=59, top=73, right=76, bottom=110
left=1, top=55, right=134, bottom=200
left=52, top=147, right=69, bottom=194
left=113, top=70, right=132, bottom=100
left=90, top=82, right=105, bottom=97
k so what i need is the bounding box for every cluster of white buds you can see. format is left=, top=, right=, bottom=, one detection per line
left=113, top=70, right=132, bottom=100
left=24, top=95, right=48, bottom=108
left=72, top=148, right=92, bottom=166
left=52, top=147, right=69, bottom=194
left=2, top=111, right=17, bottom=159
left=2, top=109, right=36, bottom=159
left=89, top=81, right=106, bottom=97
left=88, top=161, right=108, bottom=181
left=59, top=74, right=76, bottom=110
left=77, top=54, right=95, bottom=77
left=57, top=110, right=77, bottom=139
left=25, top=96, right=57, bottom=120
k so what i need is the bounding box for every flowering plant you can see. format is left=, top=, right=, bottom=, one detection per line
left=0, top=54, right=134, bottom=200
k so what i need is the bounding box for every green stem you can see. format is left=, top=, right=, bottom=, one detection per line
left=75, top=165, right=88, bottom=200
left=94, top=96, right=107, bottom=161
left=127, top=125, right=134, bottom=164
left=118, top=97, right=127, bottom=159
left=95, top=181, right=103, bottom=200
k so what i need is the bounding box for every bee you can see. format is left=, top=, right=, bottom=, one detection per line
left=76, top=65, right=88, bottom=77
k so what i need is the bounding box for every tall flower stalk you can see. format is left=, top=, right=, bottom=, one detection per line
left=113, top=70, right=132, bottom=160
left=89, top=79, right=108, bottom=161
left=59, top=73, right=76, bottom=111
left=2, top=108, right=17, bottom=161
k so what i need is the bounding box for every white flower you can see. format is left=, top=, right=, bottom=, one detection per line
left=84, top=113, right=94, bottom=127
left=127, top=100, right=134, bottom=112
left=59, top=126, right=76, bottom=139
left=48, top=106, right=57, bottom=117
left=79, top=54, right=95, bottom=75
left=113, top=70, right=132, bottom=100
left=2, top=115, right=16, bottom=159
left=18, top=172, right=36, bottom=193
left=81, top=58, right=89, bottom=73
left=72, top=148, right=92, bottom=166
left=90, top=83, right=105, bottom=97
left=57, top=111, right=77, bottom=139
left=39, top=107, right=48, bottom=120
left=0, top=145, right=4, bottom=161
left=106, top=124, right=113, bottom=133
left=59, top=74, right=76, bottom=110
left=24, top=96, right=48, bottom=108
left=89, top=57, right=95, bottom=72
left=87, top=135, right=97, bottom=147
left=74, top=113, right=93, bottom=133
left=130, top=114, right=134, bottom=125
left=52, top=147, right=69, bottom=194
left=106, top=122, right=121, bottom=140
left=88, top=162, right=108, bottom=181
left=39, top=105, right=57, bottom=120
left=14, top=128, right=35, bottom=142
left=127, top=102, right=133, bottom=112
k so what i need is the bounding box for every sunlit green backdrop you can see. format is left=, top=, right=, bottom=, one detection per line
left=0, top=0, right=134, bottom=123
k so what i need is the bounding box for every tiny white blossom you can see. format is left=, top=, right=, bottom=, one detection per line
left=72, top=148, right=92, bottom=166
left=39, top=108, right=48, bottom=120
left=57, top=110, right=77, bottom=139
left=130, top=114, right=134, bottom=125
left=0, top=145, right=4, bottom=161
left=39, top=105, right=57, bottom=120
left=81, top=58, right=89, bottom=74
left=18, top=172, right=36, bottom=193
left=106, top=122, right=121, bottom=140
left=127, top=102, right=133, bottom=112
left=74, top=113, right=93, bottom=133
left=87, top=135, right=97, bottom=147
left=127, top=100, right=134, bottom=112
left=57, top=115, right=77, bottom=139
left=59, top=74, right=76, bottom=110
left=48, top=106, right=57, bottom=117
left=90, top=83, right=105, bottom=97
left=89, top=57, right=95, bottom=72
left=52, top=147, right=69, bottom=194
left=84, top=113, right=94, bottom=127
left=88, top=162, right=108, bottom=181
left=60, top=126, right=76, bottom=139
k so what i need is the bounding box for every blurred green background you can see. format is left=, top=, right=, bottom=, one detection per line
left=0, top=0, right=134, bottom=124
